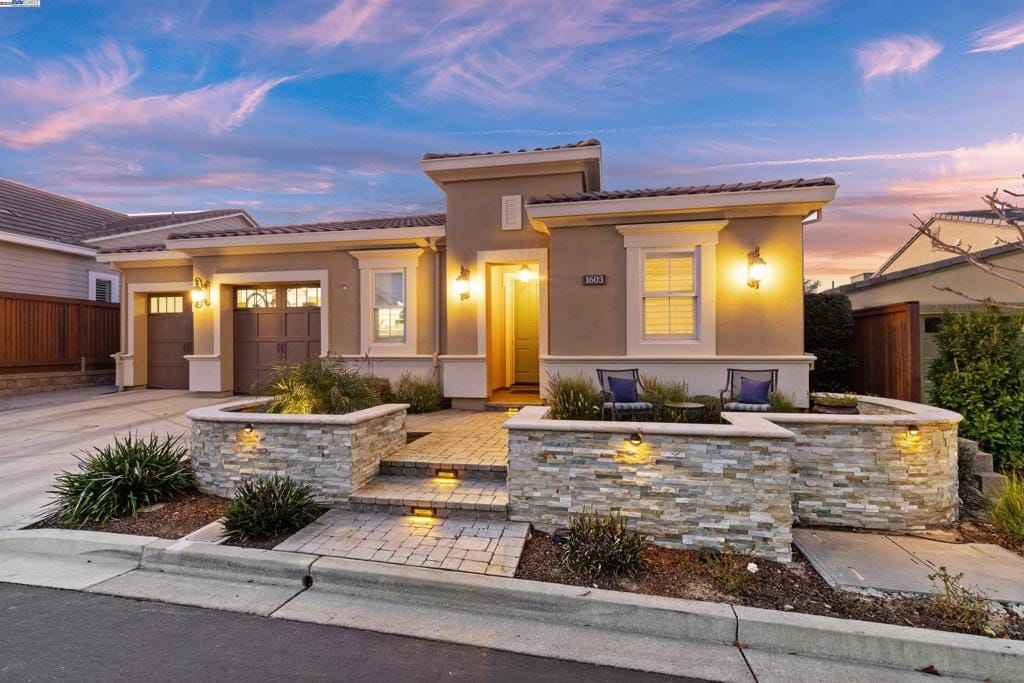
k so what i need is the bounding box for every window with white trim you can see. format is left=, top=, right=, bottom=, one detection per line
left=373, top=270, right=406, bottom=343
left=642, top=250, right=697, bottom=339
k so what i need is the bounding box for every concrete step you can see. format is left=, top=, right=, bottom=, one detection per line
left=379, top=457, right=506, bottom=481
left=349, top=475, right=509, bottom=520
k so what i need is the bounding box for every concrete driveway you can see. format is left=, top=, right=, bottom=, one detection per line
left=0, top=388, right=225, bottom=528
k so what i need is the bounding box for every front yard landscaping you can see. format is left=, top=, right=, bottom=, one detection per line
left=41, top=494, right=227, bottom=540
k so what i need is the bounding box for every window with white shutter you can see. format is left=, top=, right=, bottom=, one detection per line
left=500, top=195, right=522, bottom=230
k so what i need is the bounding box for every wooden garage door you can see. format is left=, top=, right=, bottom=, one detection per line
left=147, top=294, right=193, bottom=390
left=233, top=285, right=321, bottom=394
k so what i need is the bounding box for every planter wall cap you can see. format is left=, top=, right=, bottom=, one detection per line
left=186, top=399, right=411, bottom=426
left=141, top=539, right=317, bottom=585
left=503, top=405, right=795, bottom=439
left=761, top=395, right=962, bottom=426
left=308, top=556, right=737, bottom=644
left=734, top=604, right=1024, bottom=683
left=0, top=529, right=161, bottom=562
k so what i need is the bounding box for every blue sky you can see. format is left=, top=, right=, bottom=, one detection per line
left=2, top=1, right=1023, bottom=285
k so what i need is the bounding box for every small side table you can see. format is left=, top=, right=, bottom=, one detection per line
left=663, top=401, right=706, bottom=422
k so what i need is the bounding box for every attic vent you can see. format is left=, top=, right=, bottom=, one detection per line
left=501, top=195, right=522, bottom=231
left=94, top=279, right=113, bottom=303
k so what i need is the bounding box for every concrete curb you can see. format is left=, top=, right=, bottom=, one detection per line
left=307, top=555, right=737, bottom=644
left=735, top=605, right=1024, bottom=683
left=0, top=529, right=159, bottom=562
left=141, top=540, right=316, bottom=586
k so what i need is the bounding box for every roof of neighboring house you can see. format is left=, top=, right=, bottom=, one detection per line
left=96, top=244, right=172, bottom=255
left=73, top=209, right=256, bottom=242
left=165, top=212, right=446, bottom=242
left=422, top=139, right=600, bottom=160
left=836, top=242, right=1020, bottom=294
left=0, top=178, right=126, bottom=243
left=527, top=177, right=836, bottom=205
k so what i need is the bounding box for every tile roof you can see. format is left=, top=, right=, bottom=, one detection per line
left=167, top=212, right=446, bottom=241
left=97, top=244, right=172, bottom=255
left=528, top=177, right=837, bottom=205
left=74, top=209, right=255, bottom=242
left=837, top=242, right=1021, bottom=293
left=422, top=139, right=600, bottom=161
left=933, top=208, right=1024, bottom=225
left=0, top=178, right=126, bottom=244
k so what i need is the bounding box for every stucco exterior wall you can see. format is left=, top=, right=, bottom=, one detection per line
left=882, top=218, right=1021, bottom=275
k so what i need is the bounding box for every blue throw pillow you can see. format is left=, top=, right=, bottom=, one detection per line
left=738, top=377, right=771, bottom=404
left=607, top=376, right=638, bottom=403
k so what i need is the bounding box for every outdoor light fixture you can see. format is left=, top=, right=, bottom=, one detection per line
left=907, top=425, right=920, bottom=439
left=454, top=266, right=471, bottom=300
left=629, top=432, right=643, bottom=446
left=435, top=469, right=458, bottom=480
left=518, top=264, right=535, bottom=283
left=411, top=507, right=435, bottom=518
left=243, top=422, right=254, bottom=434
left=747, top=247, right=767, bottom=289
left=191, top=277, right=211, bottom=308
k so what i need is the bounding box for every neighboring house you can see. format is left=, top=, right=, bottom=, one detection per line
left=99, top=140, right=837, bottom=405
left=835, top=209, right=1024, bottom=401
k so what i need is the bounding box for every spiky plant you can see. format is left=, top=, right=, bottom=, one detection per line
left=560, top=513, right=648, bottom=582
left=256, top=358, right=380, bottom=415
left=392, top=372, right=444, bottom=413
left=547, top=373, right=601, bottom=420
left=222, top=476, right=321, bottom=541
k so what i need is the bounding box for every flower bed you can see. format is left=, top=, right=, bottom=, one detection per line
left=187, top=399, right=409, bottom=505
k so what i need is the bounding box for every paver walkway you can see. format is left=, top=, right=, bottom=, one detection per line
left=276, top=510, right=528, bottom=577
left=794, top=528, right=1024, bottom=603
left=383, top=411, right=508, bottom=477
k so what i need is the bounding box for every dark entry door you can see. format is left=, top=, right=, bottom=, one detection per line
left=147, top=294, right=193, bottom=389
left=233, top=284, right=321, bottom=394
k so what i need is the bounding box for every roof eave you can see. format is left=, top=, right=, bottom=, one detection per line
left=83, top=211, right=257, bottom=244
left=165, top=225, right=447, bottom=251
left=0, top=229, right=97, bottom=257
left=420, top=146, right=602, bottom=190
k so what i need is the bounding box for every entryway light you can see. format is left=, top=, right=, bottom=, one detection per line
left=454, top=266, right=471, bottom=301
left=747, top=248, right=767, bottom=289
left=629, top=432, right=643, bottom=446
left=518, top=264, right=535, bottom=283
left=191, top=277, right=211, bottom=308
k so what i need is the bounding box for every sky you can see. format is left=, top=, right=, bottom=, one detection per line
left=2, top=1, right=1024, bottom=286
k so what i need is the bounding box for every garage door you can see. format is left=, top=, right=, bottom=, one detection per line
left=233, top=285, right=321, bottom=394
left=147, top=294, right=193, bottom=390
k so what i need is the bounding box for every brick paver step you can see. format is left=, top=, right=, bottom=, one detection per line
left=350, top=475, right=509, bottom=520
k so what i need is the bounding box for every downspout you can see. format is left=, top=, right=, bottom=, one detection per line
left=432, top=239, right=442, bottom=382
left=114, top=264, right=127, bottom=392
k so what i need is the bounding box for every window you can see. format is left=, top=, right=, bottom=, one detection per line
left=373, top=271, right=406, bottom=342
left=235, top=287, right=277, bottom=309
left=286, top=286, right=321, bottom=308
left=149, top=295, right=184, bottom=314
left=94, top=278, right=113, bottom=303
left=642, top=251, right=697, bottom=338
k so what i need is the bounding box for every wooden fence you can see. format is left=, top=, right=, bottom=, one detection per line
left=848, top=301, right=921, bottom=402
left=0, top=291, right=119, bottom=374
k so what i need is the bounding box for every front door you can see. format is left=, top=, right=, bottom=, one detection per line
left=233, top=284, right=321, bottom=393
left=513, top=278, right=539, bottom=384
left=147, top=293, right=192, bottom=389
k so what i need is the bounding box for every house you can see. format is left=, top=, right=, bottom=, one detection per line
left=835, top=209, right=1024, bottom=401
left=97, top=140, right=837, bottom=405
left=0, top=177, right=256, bottom=395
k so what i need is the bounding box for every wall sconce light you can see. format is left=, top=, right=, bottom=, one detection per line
left=518, top=264, right=535, bottom=283
left=243, top=422, right=254, bottom=434
left=907, top=425, right=920, bottom=439
left=747, top=247, right=767, bottom=289
left=629, top=432, right=643, bottom=446
left=191, top=277, right=211, bottom=308
left=454, top=266, right=471, bottom=301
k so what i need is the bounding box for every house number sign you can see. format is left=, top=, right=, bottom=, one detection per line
left=582, top=274, right=606, bottom=285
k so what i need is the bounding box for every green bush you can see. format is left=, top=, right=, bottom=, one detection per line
left=222, top=476, right=321, bottom=542
left=804, top=281, right=857, bottom=392
left=364, top=376, right=393, bottom=403
left=769, top=391, right=798, bottom=413
left=957, top=439, right=979, bottom=493
left=547, top=373, right=601, bottom=420
left=257, top=358, right=380, bottom=415
left=392, top=372, right=444, bottom=413
left=560, top=513, right=648, bottom=583
left=642, top=375, right=689, bottom=422
left=48, top=433, right=194, bottom=525
left=688, top=394, right=723, bottom=424
left=991, top=474, right=1024, bottom=544
left=928, top=307, right=1024, bottom=471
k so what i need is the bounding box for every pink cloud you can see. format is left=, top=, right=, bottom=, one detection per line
left=969, top=16, right=1024, bottom=53
left=856, top=34, right=942, bottom=83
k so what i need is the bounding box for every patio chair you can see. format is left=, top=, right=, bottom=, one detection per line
left=720, top=368, right=779, bottom=413
left=596, top=369, right=655, bottom=421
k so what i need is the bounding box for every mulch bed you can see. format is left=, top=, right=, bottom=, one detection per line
left=41, top=494, right=228, bottom=540
left=516, top=530, right=1024, bottom=641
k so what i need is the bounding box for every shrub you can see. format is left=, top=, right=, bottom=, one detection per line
left=364, top=376, right=393, bottom=403
left=928, top=566, right=994, bottom=636
left=642, top=375, right=689, bottom=422
left=804, top=281, right=856, bottom=392
left=701, top=543, right=760, bottom=595
left=392, top=372, right=444, bottom=413
left=48, top=433, right=194, bottom=525
left=688, top=394, right=722, bottom=424
left=222, top=476, right=321, bottom=542
left=990, top=474, right=1024, bottom=544
left=560, top=513, right=648, bottom=583
left=768, top=391, right=798, bottom=413
left=928, top=307, right=1024, bottom=471
left=547, top=373, right=601, bottom=420
left=957, top=439, right=979, bottom=493
left=257, top=358, right=380, bottom=415
left=811, top=392, right=858, bottom=408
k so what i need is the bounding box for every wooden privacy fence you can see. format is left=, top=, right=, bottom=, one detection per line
left=848, top=301, right=921, bottom=402
left=0, top=291, right=119, bottom=374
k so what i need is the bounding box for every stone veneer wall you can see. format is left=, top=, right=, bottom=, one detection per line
left=507, top=427, right=794, bottom=562
left=0, top=369, right=113, bottom=397
left=785, top=420, right=959, bottom=530
left=189, top=403, right=407, bottom=505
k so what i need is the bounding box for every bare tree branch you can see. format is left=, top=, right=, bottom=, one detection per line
left=930, top=285, right=1024, bottom=309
